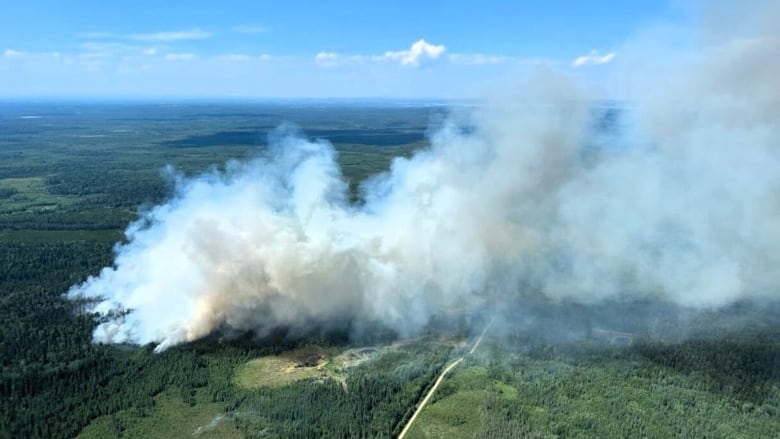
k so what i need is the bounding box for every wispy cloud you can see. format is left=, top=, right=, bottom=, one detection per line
left=215, top=53, right=272, bottom=62
left=381, top=39, right=446, bottom=67
left=314, top=52, right=368, bottom=67
left=572, top=49, right=616, bottom=67
left=164, top=53, right=196, bottom=61
left=447, top=53, right=511, bottom=65
left=4, top=49, right=25, bottom=57
left=315, top=39, right=447, bottom=68
left=79, top=42, right=157, bottom=59
left=315, top=52, right=342, bottom=67
left=130, top=29, right=212, bottom=42
left=232, top=25, right=268, bottom=34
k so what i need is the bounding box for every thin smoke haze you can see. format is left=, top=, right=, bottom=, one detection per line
left=69, top=1, right=780, bottom=351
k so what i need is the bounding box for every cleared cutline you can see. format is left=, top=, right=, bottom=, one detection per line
left=397, top=319, right=492, bottom=438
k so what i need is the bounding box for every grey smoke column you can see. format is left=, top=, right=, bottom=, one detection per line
left=69, top=1, right=780, bottom=350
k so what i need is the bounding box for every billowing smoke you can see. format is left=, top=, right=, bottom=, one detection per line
left=69, top=2, right=780, bottom=350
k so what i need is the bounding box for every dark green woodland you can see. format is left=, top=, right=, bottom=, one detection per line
left=1, top=102, right=778, bottom=438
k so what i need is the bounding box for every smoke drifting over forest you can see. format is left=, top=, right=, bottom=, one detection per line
left=69, top=2, right=780, bottom=351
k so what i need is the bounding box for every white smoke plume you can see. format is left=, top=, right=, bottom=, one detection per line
left=69, top=1, right=780, bottom=350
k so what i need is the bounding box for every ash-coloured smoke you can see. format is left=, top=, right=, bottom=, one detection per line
left=69, top=1, right=780, bottom=350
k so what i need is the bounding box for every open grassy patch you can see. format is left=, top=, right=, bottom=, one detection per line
left=0, top=176, right=78, bottom=214
left=494, top=381, right=519, bottom=400
left=234, top=344, right=333, bottom=389
left=331, top=346, right=384, bottom=369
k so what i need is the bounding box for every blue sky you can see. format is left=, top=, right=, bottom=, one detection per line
left=0, top=0, right=689, bottom=99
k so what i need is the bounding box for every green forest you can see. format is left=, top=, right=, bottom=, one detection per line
left=1, top=102, right=779, bottom=438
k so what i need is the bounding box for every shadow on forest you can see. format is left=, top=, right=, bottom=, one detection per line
left=490, top=298, right=780, bottom=405
left=160, top=129, right=425, bottom=148
left=160, top=130, right=268, bottom=148
left=635, top=327, right=780, bottom=404
left=183, top=318, right=402, bottom=357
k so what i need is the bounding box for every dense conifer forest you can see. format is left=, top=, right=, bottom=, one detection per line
left=1, top=103, right=778, bottom=438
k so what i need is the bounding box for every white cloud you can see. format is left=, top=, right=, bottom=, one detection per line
left=2, top=49, right=61, bottom=59
left=572, top=49, right=616, bottom=67
left=130, top=29, right=212, bottom=42
left=215, top=53, right=272, bottom=62
left=232, top=25, right=268, bottom=34
left=1, top=40, right=518, bottom=98
left=164, top=53, right=196, bottom=61
left=315, top=40, right=452, bottom=68
left=312, top=40, right=535, bottom=74
left=314, top=52, right=366, bottom=67
left=79, top=42, right=149, bottom=59
left=381, top=39, right=446, bottom=67
left=315, top=52, right=341, bottom=67
left=447, top=53, right=510, bottom=65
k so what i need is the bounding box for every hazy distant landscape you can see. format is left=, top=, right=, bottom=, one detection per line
left=1, top=102, right=779, bottom=438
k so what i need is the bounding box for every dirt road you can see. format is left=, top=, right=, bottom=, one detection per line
left=397, top=320, right=492, bottom=439
left=397, top=357, right=463, bottom=438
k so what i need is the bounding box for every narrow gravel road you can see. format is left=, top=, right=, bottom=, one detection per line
left=397, top=321, right=492, bottom=438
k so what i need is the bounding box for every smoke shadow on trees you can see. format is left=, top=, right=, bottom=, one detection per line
left=635, top=325, right=780, bottom=404
left=159, top=129, right=425, bottom=148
